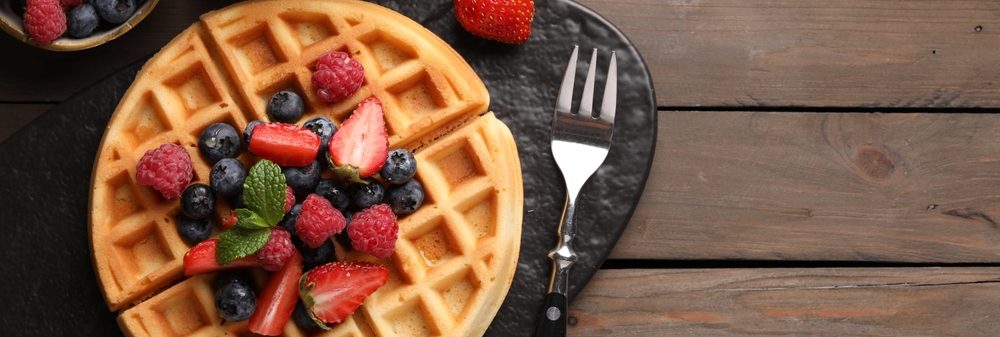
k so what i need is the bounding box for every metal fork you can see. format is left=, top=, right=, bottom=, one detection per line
left=534, top=46, right=617, bottom=337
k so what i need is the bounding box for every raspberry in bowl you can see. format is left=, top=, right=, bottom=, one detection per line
left=0, top=0, right=158, bottom=51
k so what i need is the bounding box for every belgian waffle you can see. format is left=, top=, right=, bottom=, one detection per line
left=89, top=1, right=523, bottom=336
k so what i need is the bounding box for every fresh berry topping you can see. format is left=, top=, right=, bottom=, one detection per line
left=183, top=239, right=259, bottom=276
left=348, top=204, right=398, bottom=259
left=296, top=194, right=346, bottom=249
left=328, top=97, right=388, bottom=181
left=59, top=0, right=82, bottom=9
left=136, top=143, right=193, bottom=200
left=199, top=123, right=242, bottom=164
left=379, top=149, right=417, bottom=184
left=248, top=123, right=321, bottom=167
left=249, top=252, right=302, bottom=336
left=312, top=51, right=364, bottom=103
left=66, top=3, right=98, bottom=38
left=221, top=210, right=238, bottom=229
left=299, top=239, right=336, bottom=272
left=454, top=0, right=534, bottom=44
left=214, top=273, right=256, bottom=322
left=256, top=229, right=295, bottom=272
left=302, top=117, right=336, bottom=161
left=267, top=91, right=305, bottom=123
left=211, top=158, right=246, bottom=198
left=351, top=179, right=385, bottom=210
left=315, top=179, right=350, bottom=211
left=176, top=214, right=213, bottom=245
left=300, top=262, right=389, bottom=326
left=386, top=179, right=425, bottom=216
left=243, top=120, right=263, bottom=147
left=91, top=0, right=134, bottom=24
left=335, top=211, right=354, bottom=250
left=230, top=192, right=246, bottom=209
left=279, top=203, right=302, bottom=237
left=283, top=160, right=321, bottom=198
left=292, top=301, right=323, bottom=333
left=181, top=183, right=215, bottom=220
left=284, top=185, right=296, bottom=214
left=24, top=0, right=65, bottom=44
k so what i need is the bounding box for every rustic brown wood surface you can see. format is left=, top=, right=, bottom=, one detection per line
left=570, top=268, right=1000, bottom=336
left=4, top=0, right=1000, bottom=336
left=612, top=111, right=1000, bottom=262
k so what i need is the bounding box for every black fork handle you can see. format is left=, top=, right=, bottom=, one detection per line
left=533, top=292, right=568, bottom=337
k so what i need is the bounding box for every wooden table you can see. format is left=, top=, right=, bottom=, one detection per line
left=5, top=1, right=1000, bottom=335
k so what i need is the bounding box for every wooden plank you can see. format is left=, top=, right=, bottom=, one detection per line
left=578, top=0, right=1000, bottom=107
left=570, top=268, right=1000, bottom=336
left=612, top=111, right=1000, bottom=262
left=0, top=104, right=52, bottom=143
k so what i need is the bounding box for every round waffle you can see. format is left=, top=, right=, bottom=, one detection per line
left=89, top=1, right=523, bottom=336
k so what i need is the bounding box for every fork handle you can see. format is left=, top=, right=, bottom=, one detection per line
left=533, top=292, right=568, bottom=337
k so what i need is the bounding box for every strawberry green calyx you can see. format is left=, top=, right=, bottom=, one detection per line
left=298, top=274, right=331, bottom=330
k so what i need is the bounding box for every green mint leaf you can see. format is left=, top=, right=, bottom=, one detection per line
left=235, top=208, right=270, bottom=230
left=216, top=228, right=271, bottom=265
left=244, top=160, right=286, bottom=226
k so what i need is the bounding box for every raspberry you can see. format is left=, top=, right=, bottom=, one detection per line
left=312, top=51, right=364, bottom=103
left=348, top=204, right=398, bottom=259
left=136, top=143, right=193, bottom=200
left=221, top=210, right=237, bottom=229
left=257, top=229, right=294, bottom=272
left=296, top=194, right=346, bottom=248
left=285, top=185, right=295, bottom=214
left=60, top=0, right=83, bottom=10
left=24, top=0, right=66, bottom=45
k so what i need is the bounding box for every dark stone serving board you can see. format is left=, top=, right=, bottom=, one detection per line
left=0, top=0, right=656, bottom=335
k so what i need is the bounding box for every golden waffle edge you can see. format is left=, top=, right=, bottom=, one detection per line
left=88, top=1, right=523, bottom=336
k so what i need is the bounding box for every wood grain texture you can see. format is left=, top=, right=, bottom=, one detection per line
left=569, top=268, right=1000, bottom=337
left=578, top=0, right=1000, bottom=107
left=612, top=111, right=1000, bottom=262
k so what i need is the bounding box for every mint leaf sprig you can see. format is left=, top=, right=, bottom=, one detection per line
left=216, top=160, right=287, bottom=265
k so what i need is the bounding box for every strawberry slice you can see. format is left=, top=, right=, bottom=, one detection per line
left=299, top=261, right=389, bottom=326
left=328, top=97, right=388, bottom=182
left=182, top=239, right=259, bottom=276
left=249, top=252, right=303, bottom=336
left=454, top=0, right=535, bottom=44
left=249, top=123, right=321, bottom=167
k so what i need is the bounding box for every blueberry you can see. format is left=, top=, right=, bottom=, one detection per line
left=283, top=160, right=321, bottom=198
left=386, top=179, right=425, bottom=215
left=302, top=117, right=336, bottom=161
left=67, top=4, right=99, bottom=38
left=279, top=203, right=302, bottom=240
left=379, top=149, right=417, bottom=184
left=182, top=184, right=215, bottom=219
left=335, top=211, right=353, bottom=251
left=267, top=91, right=305, bottom=123
left=243, top=120, right=263, bottom=147
left=315, top=179, right=350, bottom=210
left=199, top=123, right=241, bottom=164
left=229, top=192, right=246, bottom=209
left=351, top=179, right=384, bottom=209
left=299, top=240, right=336, bottom=271
left=292, top=301, right=323, bottom=332
left=176, top=214, right=213, bottom=245
left=210, top=158, right=246, bottom=198
left=214, top=273, right=256, bottom=322
left=92, top=0, right=136, bottom=24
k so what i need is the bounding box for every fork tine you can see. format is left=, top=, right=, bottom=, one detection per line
left=599, top=51, right=617, bottom=124
left=556, top=46, right=579, bottom=116
left=579, top=48, right=598, bottom=117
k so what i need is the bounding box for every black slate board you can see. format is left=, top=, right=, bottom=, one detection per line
left=0, top=0, right=656, bottom=335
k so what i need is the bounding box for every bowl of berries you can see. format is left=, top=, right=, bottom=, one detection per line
left=0, top=0, right=157, bottom=51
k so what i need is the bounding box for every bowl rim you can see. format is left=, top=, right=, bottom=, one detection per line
left=0, top=0, right=160, bottom=52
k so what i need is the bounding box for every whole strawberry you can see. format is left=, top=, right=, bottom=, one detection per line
left=348, top=204, right=398, bottom=259
left=454, top=0, right=534, bottom=44
left=24, top=0, right=66, bottom=44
